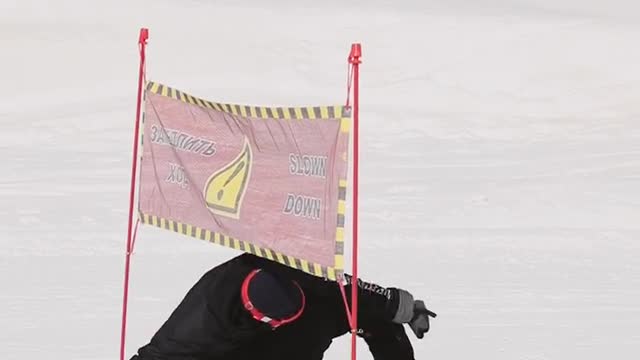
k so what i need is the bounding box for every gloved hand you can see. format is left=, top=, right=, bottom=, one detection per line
left=392, top=289, right=437, bottom=339
left=409, top=300, right=437, bottom=339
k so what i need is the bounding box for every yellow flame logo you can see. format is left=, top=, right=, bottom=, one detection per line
left=203, top=139, right=252, bottom=218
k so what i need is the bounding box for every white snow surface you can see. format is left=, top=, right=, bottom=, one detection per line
left=1, top=0, right=639, bottom=359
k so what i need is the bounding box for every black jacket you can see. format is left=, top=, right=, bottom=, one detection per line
left=133, top=254, right=414, bottom=360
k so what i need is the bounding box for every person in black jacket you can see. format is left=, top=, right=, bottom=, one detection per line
left=131, top=253, right=436, bottom=360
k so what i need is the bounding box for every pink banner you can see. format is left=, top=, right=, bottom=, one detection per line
left=138, top=82, right=350, bottom=278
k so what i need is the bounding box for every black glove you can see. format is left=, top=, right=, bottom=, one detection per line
left=409, top=300, right=437, bottom=339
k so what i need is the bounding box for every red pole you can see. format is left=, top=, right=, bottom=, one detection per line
left=348, top=43, right=362, bottom=360
left=120, top=27, right=149, bottom=360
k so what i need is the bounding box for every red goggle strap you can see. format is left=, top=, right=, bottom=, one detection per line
left=241, top=268, right=306, bottom=329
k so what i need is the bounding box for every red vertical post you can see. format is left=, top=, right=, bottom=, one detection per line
left=348, top=43, right=362, bottom=360
left=119, top=27, right=149, bottom=360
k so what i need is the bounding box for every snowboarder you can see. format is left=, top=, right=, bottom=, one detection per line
left=130, top=253, right=436, bottom=360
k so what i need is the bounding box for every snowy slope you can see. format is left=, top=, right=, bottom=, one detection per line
left=1, top=0, right=639, bottom=359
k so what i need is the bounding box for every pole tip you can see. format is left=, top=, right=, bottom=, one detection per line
left=349, top=43, right=362, bottom=64
left=139, top=28, right=149, bottom=45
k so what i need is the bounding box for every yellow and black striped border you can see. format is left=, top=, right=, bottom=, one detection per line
left=146, top=80, right=352, bottom=133
left=335, top=179, right=348, bottom=275
left=139, top=211, right=345, bottom=281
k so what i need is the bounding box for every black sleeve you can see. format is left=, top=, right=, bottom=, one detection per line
left=341, top=275, right=414, bottom=360
left=247, top=255, right=401, bottom=323
left=342, top=274, right=401, bottom=323
left=360, top=322, right=415, bottom=360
